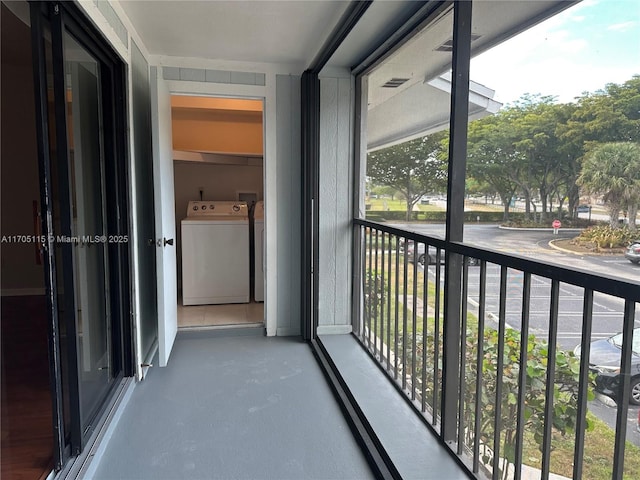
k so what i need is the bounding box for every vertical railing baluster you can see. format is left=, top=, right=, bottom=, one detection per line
left=422, top=242, right=429, bottom=413
left=514, top=272, right=531, bottom=480
left=411, top=243, right=419, bottom=400
left=362, top=226, right=369, bottom=345
left=394, top=237, right=400, bottom=380
left=402, top=239, right=409, bottom=391
left=373, top=229, right=380, bottom=357
left=387, top=234, right=393, bottom=372
left=433, top=247, right=442, bottom=427
left=473, top=260, right=487, bottom=474
left=492, top=266, right=508, bottom=480
left=379, top=232, right=386, bottom=363
left=367, top=227, right=373, bottom=348
left=612, top=299, right=636, bottom=480
left=573, top=289, right=593, bottom=480
left=457, top=258, right=469, bottom=454
left=541, top=279, right=560, bottom=480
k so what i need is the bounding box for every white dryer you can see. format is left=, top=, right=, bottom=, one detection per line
left=253, top=200, right=264, bottom=302
left=181, top=201, right=250, bottom=305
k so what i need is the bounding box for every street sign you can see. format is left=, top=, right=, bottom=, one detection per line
left=552, top=220, right=561, bottom=228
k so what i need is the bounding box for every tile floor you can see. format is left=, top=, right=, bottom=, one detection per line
left=177, top=300, right=264, bottom=328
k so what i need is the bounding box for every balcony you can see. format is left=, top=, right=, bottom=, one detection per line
left=85, top=327, right=476, bottom=478
left=80, top=220, right=638, bottom=480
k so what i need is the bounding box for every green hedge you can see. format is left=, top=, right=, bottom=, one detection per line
left=364, top=210, right=526, bottom=223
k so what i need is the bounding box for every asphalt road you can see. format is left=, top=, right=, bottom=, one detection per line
left=389, top=222, right=640, bottom=445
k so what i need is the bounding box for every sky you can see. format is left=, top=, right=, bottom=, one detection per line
left=469, top=0, right=640, bottom=105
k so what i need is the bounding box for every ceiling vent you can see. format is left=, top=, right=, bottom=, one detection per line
left=435, top=34, right=481, bottom=52
left=382, top=77, right=410, bottom=88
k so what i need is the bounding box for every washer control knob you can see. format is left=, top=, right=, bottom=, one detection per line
left=233, top=205, right=240, bottom=212
left=192, top=205, right=198, bottom=211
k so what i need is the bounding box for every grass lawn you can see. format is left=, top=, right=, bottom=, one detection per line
left=367, top=198, right=444, bottom=212
left=522, top=412, right=640, bottom=480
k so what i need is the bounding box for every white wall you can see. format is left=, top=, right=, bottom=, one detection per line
left=317, top=75, right=354, bottom=335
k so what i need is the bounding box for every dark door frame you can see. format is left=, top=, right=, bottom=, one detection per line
left=29, top=0, right=133, bottom=468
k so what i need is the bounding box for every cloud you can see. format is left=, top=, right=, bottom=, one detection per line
left=607, top=21, right=638, bottom=32
left=468, top=0, right=640, bottom=104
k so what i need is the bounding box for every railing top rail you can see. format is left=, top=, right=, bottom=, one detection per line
left=355, top=218, right=448, bottom=249
left=354, top=218, right=640, bottom=302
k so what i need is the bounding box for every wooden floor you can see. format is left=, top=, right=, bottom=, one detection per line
left=1, top=295, right=54, bottom=480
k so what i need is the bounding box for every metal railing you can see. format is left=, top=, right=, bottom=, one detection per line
left=353, top=218, right=640, bottom=480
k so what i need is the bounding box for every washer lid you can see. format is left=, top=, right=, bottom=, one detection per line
left=182, top=215, right=249, bottom=224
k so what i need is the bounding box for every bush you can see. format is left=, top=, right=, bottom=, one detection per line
left=503, top=218, right=595, bottom=228
left=575, top=224, right=635, bottom=250
left=398, top=325, right=593, bottom=480
left=365, top=210, right=527, bottom=223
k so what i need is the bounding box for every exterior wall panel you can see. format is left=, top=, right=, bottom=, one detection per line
left=276, top=74, right=302, bottom=336
left=318, top=75, right=353, bottom=335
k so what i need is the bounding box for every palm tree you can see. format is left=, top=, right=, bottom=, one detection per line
left=578, top=142, right=640, bottom=230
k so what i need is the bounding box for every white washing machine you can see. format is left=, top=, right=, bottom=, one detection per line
left=253, top=200, right=264, bottom=302
left=181, top=201, right=250, bottom=305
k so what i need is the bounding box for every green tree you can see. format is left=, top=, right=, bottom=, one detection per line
left=367, top=132, right=448, bottom=221
left=561, top=76, right=640, bottom=149
left=466, top=111, right=523, bottom=221
left=513, top=98, right=584, bottom=221
left=559, top=76, right=640, bottom=218
left=578, top=142, right=640, bottom=229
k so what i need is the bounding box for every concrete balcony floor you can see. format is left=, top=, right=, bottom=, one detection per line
left=90, top=330, right=373, bottom=480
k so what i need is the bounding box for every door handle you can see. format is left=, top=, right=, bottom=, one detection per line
left=163, top=237, right=174, bottom=247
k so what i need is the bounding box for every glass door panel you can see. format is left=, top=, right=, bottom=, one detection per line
left=62, top=30, right=112, bottom=428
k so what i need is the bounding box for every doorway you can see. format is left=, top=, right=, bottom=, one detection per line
left=171, top=96, right=265, bottom=328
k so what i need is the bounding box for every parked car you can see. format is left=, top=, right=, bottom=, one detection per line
left=404, top=240, right=479, bottom=266
left=574, top=328, right=640, bottom=405
left=576, top=204, right=591, bottom=213
left=625, top=241, right=640, bottom=264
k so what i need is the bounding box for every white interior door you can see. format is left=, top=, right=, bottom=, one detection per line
left=150, top=66, right=177, bottom=366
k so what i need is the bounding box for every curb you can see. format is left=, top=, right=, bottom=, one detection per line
left=548, top=239, right=587, bottom=255
left=498, top=225, right=584, bottom=232
left=548, top=239, right=625, bottom=256
left=595, top=392, right=618, bottom=408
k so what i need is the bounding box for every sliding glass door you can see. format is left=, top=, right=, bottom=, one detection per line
left=62, top=27, right=114, bottom=432
left=29, top=1, right=131, bottom=467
